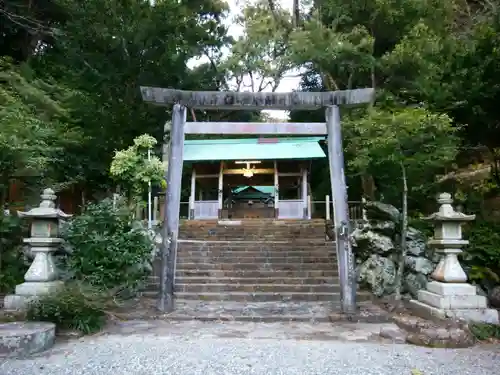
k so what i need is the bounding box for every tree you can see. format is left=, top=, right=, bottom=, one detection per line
left=445, top=5, right=500, bottom=180
left=0, top=58, right=83, bottom=206
left=0, top=0, right=66, bottom=62
left=110, top=134, right=166, bottom=208
left=28, top=0, right=231, bottom=196
left=347, top=107, right=459, bottom=299
left=284, top=0, right=472, bottom=200
left=222, top=0, right=296, bottom=92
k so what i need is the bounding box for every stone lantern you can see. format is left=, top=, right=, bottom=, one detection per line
left=4, top=188, right=71, bottom=310
left=409, top=193, right=499, bottom=324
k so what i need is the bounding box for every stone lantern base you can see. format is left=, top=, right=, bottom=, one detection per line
left=409, top=281, right=499, bottom=324
left=4, top=281, right=64, bottom=311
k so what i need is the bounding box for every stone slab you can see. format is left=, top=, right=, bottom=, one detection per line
left=102, top=319, right=396, bottom=343
left=15, top=280, right=64, bottom=296
left=379, top=326, right=407, bottom=343
left=113, top=298, right=383, bottom=323
left=392, top=315, right=475, bottom=348
left=409, top=299, right=499, bottom=324
left=4, top=281, right=64, bottom=311
left=426, top=281, right=476, bottom=296
left=418, top=290, right=487, bottom=309
left=445, top=308, right=499, bottom=324
left=217, top=220, right=242, bottom=226
left=0, top=322, right=55, bottom=358
left=3, top=295, right=36, bottom=311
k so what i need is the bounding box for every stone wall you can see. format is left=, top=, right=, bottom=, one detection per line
left=352, top=201, right=439, bottom=299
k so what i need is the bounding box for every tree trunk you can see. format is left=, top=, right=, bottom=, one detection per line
left=394, top=162, right=408, bottom=301
left=293, top=0, right=300, bottom=27
left=361, top=174, right=376, bottom=201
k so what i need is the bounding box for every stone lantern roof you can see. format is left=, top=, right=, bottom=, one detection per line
left=423, top=193, right=475, bottom=222
left=17, top=188, right=72, bottom=220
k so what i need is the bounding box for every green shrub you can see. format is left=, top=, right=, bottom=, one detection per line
left=62, top=198, right=154, bottom=295
left=469, top=322, right=500, bottom=340
left=26, top=282, right=107, bottom=334
left=0, top=214, right=28, bottom=292
left=463, top=220, right=500, bottom=289
left=408, top=216, right=433, bottom=239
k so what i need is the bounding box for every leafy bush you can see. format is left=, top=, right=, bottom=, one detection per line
left=62, top=198, right=155, bottom=295
left=463, top=220, right=500, bottom=290
left=109, top=134, right=166, bottom=205
left=26, top=282, right=107, bottom=334
left=408, top=216, right=433, bottom=239
left=0, top=214, right=28, bottom=292
left=469, top=322, right=500, bottom=341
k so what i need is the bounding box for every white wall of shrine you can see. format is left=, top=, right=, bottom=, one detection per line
left=189, top=160, right=311, bottom=220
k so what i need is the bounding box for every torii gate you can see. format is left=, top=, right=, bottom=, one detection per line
left=140, top=87, right=374, bottom=314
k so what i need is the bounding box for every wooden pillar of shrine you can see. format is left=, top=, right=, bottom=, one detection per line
left=274, top=160, right=279, bottom=218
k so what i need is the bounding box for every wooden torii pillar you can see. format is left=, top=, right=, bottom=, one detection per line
left=140, top=87, right=374, bottom=314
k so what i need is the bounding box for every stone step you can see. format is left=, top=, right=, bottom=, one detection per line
left=176, top=262, right=337, bottom=271
left=175, top=256, right=337, bottom=264
left=177, top=249, right=336, bottom=256
left=177, top=248, right=335, bottom=256
left=179, top=232, right=328, bottom=235
left=174, top=269, right=339, bottom=278
left=181, top=219, right=326, bottom=224
left=180, top=222, right=326, bottom=231
left=179, top=230, right=327, bottom=235
left=179, top=236, right=329, bottom=241
left=129, top=299, right=378, bottom=323
left=174, top=283, right=341, bottom=293
left=179, top=220, right=328, bottom=241
left=164, top=300, right=333, bottom=322
left=176, top=255, right=337, bottom=263
left=156, top=291, right=372, bottom=302
left=179, top=224, right=326, bottom=230
left=177, top=242, right=334, bottom=248
left=169, top=276, right=340, bottom=285
left=177, top=241, right=334, bottom=247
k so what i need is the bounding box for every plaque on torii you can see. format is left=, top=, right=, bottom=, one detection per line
left=140, top=86, right=375, bottom=314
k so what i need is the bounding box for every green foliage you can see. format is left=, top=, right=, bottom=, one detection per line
left=26, top=283, right=107, bottom=334
left=110, top=134, right=166, bottom=200
left=408, top=217, right=433, bottom=239
left=347, top=107, right=459, bottom=205
left=289, top=14, right=375, bottom=90
left=464, top=220, right=500, bottom=287
left=26, top=198, right=156, bottom=335
left=62, top=199, right=155, bottom=294
left=0, top=214, right=28, bottom=292
left=223, top=0, right=294, bottom=92
left=0, top=58, right=83, bottom=192
left=449, top=6, right=500, bottom=151
left=469, top=322, right=500, bottom=341
left=1, top=0, right=233, bottom=194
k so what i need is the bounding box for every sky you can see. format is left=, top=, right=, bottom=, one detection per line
left=188, top=0, right=302, bottom=119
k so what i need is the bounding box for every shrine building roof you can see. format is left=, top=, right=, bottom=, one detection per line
left=232, top=186, right=274, bottom=195
left=183, top=137, right=326, bottom=162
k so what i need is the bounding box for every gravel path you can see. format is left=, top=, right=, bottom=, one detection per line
left=1, top=322, right=499, bottom=375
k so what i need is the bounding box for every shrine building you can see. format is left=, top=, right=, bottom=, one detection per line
left=184, top=137, right=326, bottom=220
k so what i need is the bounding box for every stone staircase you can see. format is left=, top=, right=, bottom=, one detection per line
left=146, top=219, right=371, bottom=309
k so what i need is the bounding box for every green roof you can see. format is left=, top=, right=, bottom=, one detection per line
left=183, top=137, right=326, bottom=162
left=233, top=186, right=274, bottom=195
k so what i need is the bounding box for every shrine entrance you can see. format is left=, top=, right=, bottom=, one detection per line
left=140, top=87, right=374, bottom=314
left=184, top=137, right=325, bottom=220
